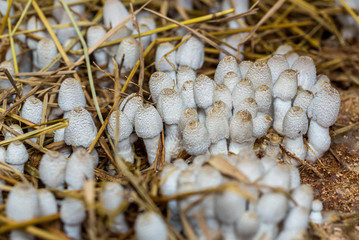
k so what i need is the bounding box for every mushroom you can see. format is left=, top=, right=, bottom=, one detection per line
left=176, top=34, right=204, bottom=70
left=219, top=33, right=247, bottom=60
left=232, top=78, right=255, bottom=111
left=180, top=81, right=196, bottom=109
left=149, top=71, right=175, bottom=103
left=229, top=110, right=253, bottom=154
left=283, top=206, right=310, bottom=231
left=293, top=87, right=314, bottom=113
left=291, top=56, right=317, bottom=91
left=246, top=60, right=272, bottom=89
left=5, top=141, right=28, bottom=173
left=213, top=84, right=232, bottom=112
left=155, top=42, right=177, bottom=72
left=206, top=105, right=229, bottom=155
left=58, top=78, right=86, bottom=112
left=60, top=197, right=86, bottom=240
left=267, top=54, right=289, bottom=84
left=309, top=200, right=323, bottom=224
left=119, top=93, right=143, bottom=124
left=86, top=25, right=108, bottom=68
left=182, top=120, right=211, bottom=156
left=114, top=38, right=139, bottom=72
left=176, top=66, right=196, bottom=90
left=274, top=44, right=299, bottom=67
left=38, top=189, right=58, bottom=217
left=238, top=60, right=253, bottom=78
left=235, top=211, right=260, bottom=240
left=36, top=38, right=59, bottom=71
left=290, top=184, right=313, bottom=210
left=214, top=56, right=241, bottom=84
left=103, top=0, right=132, bottom=29
left=135, top=212, right=167, bottom=240
left=223, top=72, right=241, bottom=93
left=194, top=74, right=215, bottom=112
left=255, top=85, right=272, bottom=115
left=39, top=151, right=67, bottom=189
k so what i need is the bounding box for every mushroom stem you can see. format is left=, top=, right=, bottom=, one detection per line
left=117, top=138, right=134, bottom=163
left=306, top=120, right=331, bottom=161
left=143, top=135, right=161, bottom=165
left=273, top=98, right=291, bottom=135
left=164, top=124, right=181, bottom=162
left=284, top=136, right=306, bottom=165
left=229, top=141, right=253, bottom=155
left=64, top=224, right=81, bottom=240
left=210, top=139, right=228, bottom=155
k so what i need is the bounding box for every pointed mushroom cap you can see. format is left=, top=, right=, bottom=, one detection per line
left=100, top=182, right=125, bottom=212
left=135, top=212, right=167, bottom=240
left=107, top=110, right=133, bottom=141
left=180, top=80, right=196, bottom=109
left=194, top=74, right=215, bottom=109
left=291, top=56, right=317, bottom=90
left=21, top=97, right=43, bottom=124
left=58, top=78, right=86, bottom=112
left=232, top=78, right=255, bottom=109
left=213, top=100, right=231, bottom=120
left=307, top=85, right=341, bottom=127
left=5, top=141, right=28, bottom=166
left=38, top=189, right=58, bottom=216
left=215, top=187, right=246, bottom=224
left=234, top=97, right=258, bottom=118
left=246, top=60, right=272, bottom=89
left=60, top=197, right=86, bottom=225
left=255, top=85, right=272, bottom=114
left=155, top=42, right=177, bottom=72
left=213, top=84, right=232, bottom=110
left=293, top=87, right=314, bottom=112
left=115, top=38, right=139, bottom=72
left=157, top=88, right=184, bottom=124
left=290, top=184, right=314, bottom=210
left=273, top=69, right=298, bottom=101
left=257, top=192, right=288, bottom=223
left=118, top=93, right=143, bottom=124
left=182, top=120, right=211, bottom=155
left=214, top=56, right=241, bottom=84
left=312, top=75, right=331, bottom=94
left=176, top=66, right=196, bottom=90
left=87, top=25, right=107, bottom=47
left=64, top=107, right=98, bottom=148
left=235, top=211, right=260, bottom=238
left=206, top=105, right=229, bottom=143
left=253, top=113, right=273, bottom=138
left=230, top=110, right=253, bottom=143
left=6, top=183, right=39, bottom=221
left=223, top=71, right=241, bottom=93
left=134, top=104, right=163, bottom=138
left=39, top=151, right=67, bottom=188
left=103, top=0, right=132, bottom=29
left=26, top=16, right=47, bottom=50
left=267, top=54, right=289, bottom=84
left=239, top=60, right=253, bottom=78
left=176, top=34, right=204, bottom=70
left=283, top=106, right=308, bottom=138
left=5, top=124, right=24, bottom=140
left=37, top=38, right=59, bottom=70
left=0, top=61, right=14, bottom=89
left=149, top=71, right=174, bottom=103
left=178, top=108, right=198, bottom=132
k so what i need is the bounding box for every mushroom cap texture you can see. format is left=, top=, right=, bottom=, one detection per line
left=215, top=188, right=246, bottom=224
left=178, top=108, right=198, bottom=132
left=214, top=56, right=241, bottom=84
left=180, top=80, right=196, bottom=109
left=267, top=54, right=289, bottom=84
left=230, top=110, right=253, bottom=143
left=58, top=78, right=86, bottom=112
left=293, top=87, right=314, bottom=111
left=5, top=141, right=28, bottom=165
left=21, top=97, right=43, bottom=124
left=176, top=66, right=196, bottom=90
left=157, top=88, right=184, bottom=124
left=206, top=106, right=229, bottom=143
left=135, top=212, right=167, bottom=240
left=176, top=35, right=204, bottom=70
left=115, top=38, right=139, bottom=72
left=149, top=71, right=174, bottom=103
left=194, top=74, right=215, bottom=109
left=246, top=60, right=272, bottom=89
left=60, top=197, right=86, bottom=225
left=64, top=107, right=98, bottom=148
left=37, top=38, right=58, bottom=69
left=118, top=93, right=143, bottom=124
left=234, top=97, right=258, bottom=118
left=273, top=69, right=298, bottom=101
left=103, top=0, right=132, bottom=29
left=223, top=71, right=241, bottom=92
left=257, top=192, right=288, bottom=223
left=135, top=104, right=163, bottom=138
left=232, top=78, right=255, bottom=109
left=39, top=151, right=67, bottom=188
left=108, top=110, right=133, bottom=141
left=291, top=56, right=317, bottom=90
left=100, top=182, right=125, bottom=212
left=38, top=189, right=58, bottom=216
left=307, top=85, right=341, bottom=127
left=5, top=124, right=24, bottom=140
left=155, top=42, right=177, bottom=72
left=6, top=183, right=39, bottom=221
left=86, top=25, right=106, bottom=47
left=213, top=84, right=232, bottom=110
left=283, top=106, right=308, bottom=138
left=182, top=120, right=211, bottom=155
left=239, top=60, right=253, bottom=78
left=255, top=85, right=272, bottom=113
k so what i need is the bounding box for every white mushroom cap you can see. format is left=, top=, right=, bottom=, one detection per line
left=213, top=100, right=231, bottom=120
left=26, top=16, right=48, bottom=50
left=115, top=38, right=139, bottom=72
left=0, top=61, right=14, bottom=89
left=213, top=84, right=232, bottom=110
left=290, top=184, right=314, bottom=210
left=39, top=151, right=67, bottom=189
left=65, top=148, right=94, bottom=190
left=176, top=34, right=204, bottom=70
left=0, top=146, right=5, bottom=162
left=273, top=69, right=298, bottom=101
left=119, top=93, right=143, bottom=124
left=206, top=105, right=229, bottom=143
left=178, top=108, right=198, bottom=132
left=105, top=26, right=132, bottom=56
left=283, top=106, right=308, bottom=139
left=176, top=66, right=196, bottom=90
left=60, top=197, right=86, bottom=226
left=259, top=165, right=291, bottom=192
left=223, top=71, right=241, bottom=93
left=230, top=110, right=253, bottom=144
left=234, top=97, right=258, bottom=118
left=310, top=199, right=323, bottom=224
left=219, top=33, right=247, bottom=60
left=58, top=78, right=86, bottom=112
left=100, top=182, right=125, bottom=212
left=214, top=56, right=241, bottom=84
left=5, top=124, right=24, bottom=140
left=236, top=157, right=264, bottom=182
left=253, top=113, right=273, bottom=138
left=161, top=159, right=188, bottom=196
left=235, top=211, right=260, bottom=238
left=86, top=25, right=108, bottom=66
left=257, top=192, right=288, bottom=223
left=246, top=60, right=272, bottom=89
left=135, top=212, right=167, bottom=240
left=239, top=60, right=253, bottom=78
left=37, top=38, right=59, bottom=71
left=108, top=110, right=133, bottom=141
left=103, top=0, right=132, bottom=29
left=149, top=71, right=175, bottom=103
left=21, top=97, right=43, bottom=124
left=157, top=88, right=184, bottom=124
left=132, top=24, right=152, bottom=50
left=134, top=104, right=163, bottom=138
left=312, top=75, right=331, bottom=94
left=232, top=78, right=255, bottom=109
left=194, top=74, right=215, bottom=109
left=307, top=85, right=341, bottom=128
left=182, top=120, right=211, bottom=155
left=5, top=141, right=28, bottom=172
left=291, top=56, right=317, bottom=90
left=283, top=207, right=310, bottom=231
left=64, top=107, right=98, bottom=148
left=274, top=44, right=293, bottom=55
left=38, top=189, right=58, bottom=216
left=267, top=54, right=289, bottom=84
left=6, top=183, right=39, bottom=221
left=293, top=87, right=314, bottom=113
left=155, top=42, right=177, bottom=72
left=255, top=85, right=272, bottom=114
left=215, top=188, right=246, bottom=224
left=180, top=81, right=196, bottom=109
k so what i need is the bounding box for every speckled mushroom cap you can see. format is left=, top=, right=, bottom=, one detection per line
left=230, top=110, right=253, bottom=143
left=213, top=84, right=232, bottom=110
left=246, top=60, right=272, bottom=89
left=206, top=106, right=229, bottom=143
left=214, top=56, right=241, bottom=84
left=58, top=78, right=86, bottom=112
left=134, top=104, right=163, bottom=139
left=234, top=97, right=258, bottom=118
left=239, top=60, right=253, bottom=78
left=37, top=38, right=59, bottom=70
left=135, top=212, right=167, bottom=240
left=223, top=71, right=241, bottom=93
left=273, top=69, right=298, bottom=101
left=176, top=34, right=204, bottom=70
left=157, top=88, right=184, bottom=124
left=100, top=182, right=125, bottom=212
left=155, top=42, right=177, bottom=72
left=257, top=192, right=288, bottom=223
left=86, top=25, right=106, bottom=47
left=180, top=80, right=196, bottom=109
left=39, top=151, right=67, bottom=188
left=118, top=93, right=143, bottom=124
left=213, top=100, right=232, bottom=120
left=178, top=108, right=198, bottom=132
left=291, top=56, right=317, bottom=90
left=182, top=120, right=211, bottom=155
left=293, top=87, right=314, bottom=112
left=176, top=66, right=196, bottom=90
left=149, top=71, right=174, bottom=103
left=194, top=74, right=215, bottom=109
left=307, top=85, right=341, bottom=128
left=283, top=106, right=308, bottom=139
left=232, top=78, right=254, bottom=109
left=21, top=96, right=43, bottom=124
left=267, top=54, right=289, bottom=84
left=5, top=124, right=24, bottom=140
left=107, top=110, right=133, bottom=141
left=115, top=38, right=139, bottom=72
left=60, top=197, right=86, bottom=225
left=255, top=85, right=272, bottom=113
left=312, top=75, right=331, bottom=94
left=5, top=141, right=28, bottom=165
